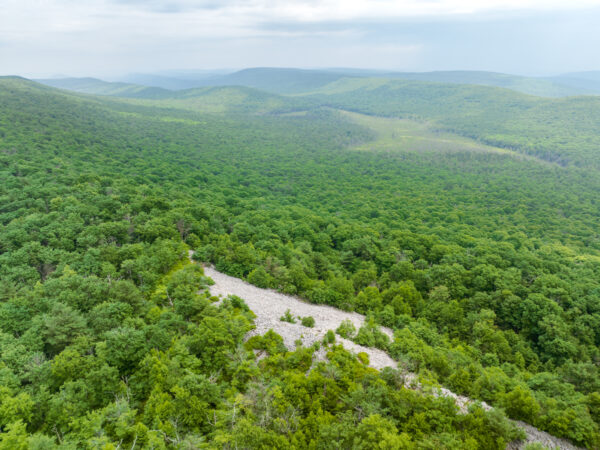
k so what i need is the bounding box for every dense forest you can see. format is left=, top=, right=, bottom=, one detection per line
left=1, top=75, right=600, bottom=448
left=303, top=78, right=600, bottom=168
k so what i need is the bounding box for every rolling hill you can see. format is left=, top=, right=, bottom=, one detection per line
left=548, top=71, right=600, bottom=94
left=118, top=70, right=232, bottom=90
left=1, top=76, right=600, bottom=448
left=119, top=67, right=600, bottom=97
left=381, top=70, right=594, bottom=97
left=35, top=77, right=173, bottom=99
left=39, top=68, right=600, bottom=108
left=302, top=77, right=600, bottom=167
left=195, top=67, right=348, bottom=94
left=34, top=71, right=600, bottom=168
left=144, top=85, right=308, bottom=114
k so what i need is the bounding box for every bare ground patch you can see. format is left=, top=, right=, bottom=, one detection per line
left=201, top=263, right=580, bottom=450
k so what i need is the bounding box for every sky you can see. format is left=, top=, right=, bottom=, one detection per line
left=2, top=0, right=600, bottom=78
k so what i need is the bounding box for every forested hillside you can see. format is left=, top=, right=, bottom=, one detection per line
left=372, top=71, right=593, bottom=97
left=1, top=76, right=600, bottom=448
left=35, top=77, right=173, bottom=99
left=304, top=78, right=600, bottom=168
left=42, top=68, right=600, bottom=98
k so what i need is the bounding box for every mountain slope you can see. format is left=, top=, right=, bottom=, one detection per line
left=205, top=264, right=583, bottom=450
left=152, top=85, right=308, bottom=114
left=304, top=77, right=600, bottom=167
left=115, top=67, right=597, bottom=97
left=383, top=70, right=592, bottom=97
left=196, top=67, right=348, bottom=94
left=39, top=69, right=600, bottom=103
left=119, top=70, right=231, bottom=90
left=548, top=71, right=600, bottom=94
left=1, top=77, right=600, bottom=448
left=36, top=77, right=173, bottom=98
left=34, top=77, right=309, bottom=114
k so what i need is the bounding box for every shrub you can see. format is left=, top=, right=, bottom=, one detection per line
left=247, top=266, right=274, bottom=288
left=357, top=352, right=369, bottom=365
left=354, top=318, right=390, bottom=350
left=499, top=385, right=540, bottom=423
left=280, top=309, right=296, bottom=324
left=301, top=316, right=315, bottom=327
left=336, top=320, right=356, bottom=339
left=323, top=330, right=336, bottom=344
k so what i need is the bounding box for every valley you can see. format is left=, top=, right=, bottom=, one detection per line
left=1, top=72, right=600, bottom=448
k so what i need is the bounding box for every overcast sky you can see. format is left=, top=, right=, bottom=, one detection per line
left=2, top=0, right=600, bottom=78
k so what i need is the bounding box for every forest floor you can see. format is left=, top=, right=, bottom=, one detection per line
left=202, top=264, right=581, bottom=450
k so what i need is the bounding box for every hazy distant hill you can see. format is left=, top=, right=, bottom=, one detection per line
left=41, top=69, right=600, bottom=100
left=177, top=68, right=600, bottom=97
left=118, top=71, right=230, bottom=90
left=195, top=68, right=348, bottom=94
left=141, top=85, right=309, bottom=114
left=35, top=77, right=172, bottom=99
left=120, top=68, right=598, bottom=97
left=560, top=71, right=600, bottom=81
left=381, top=70, right=594, bottom=97
left=34, top=75, right=304, bottom=113
left=546, top=71, right=600, bottom=95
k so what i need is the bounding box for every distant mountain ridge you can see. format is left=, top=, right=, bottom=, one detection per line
left=379, top=70, right=596, bottom=97
left=546, top=71, right=600, bottom=94
left=118, top=71, right=230, bottom=90
left=37, top=67, right=600, bottom=99
left=35, top=77, right=173, bottom=99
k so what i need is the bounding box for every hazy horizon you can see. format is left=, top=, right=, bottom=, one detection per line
left=3, top=0, right=600, bottom=79
left=25, top=67, right=600, bottom=83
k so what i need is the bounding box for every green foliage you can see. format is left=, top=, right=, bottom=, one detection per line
left=247, top=266, right=274, bottom=288
left=323, top=330, right=336, bottom=344
left=280, top=309, right=296, bottom=324
left=523, top=444, right=548, bottom=450
left=354, top=317, right=390, bottom=350
left=336, top=320, right=357, bottom=339
left=1, top=76, right=600, bottom=447
left=37, top=77, right=173, bottom=99
left=0, top=421, right=28, bottom=450
left=300, top=316, right=315, bottom=327
left=306, top=77, right=600, bottom=168
left=500, top=386, right=541, bottom=423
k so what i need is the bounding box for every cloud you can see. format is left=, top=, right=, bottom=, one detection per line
left=100, top=0, right=600, bottom=21
left=2, top=0, right=598, bottom=39
left=107, top=0, right=235, bottom=13
left=1, top=0, right=600, bottom=76
left=5, top=0, right=599, bottom=38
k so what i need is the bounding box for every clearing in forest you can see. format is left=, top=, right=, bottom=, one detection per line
left=340, top=109, right=546, bottom=162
